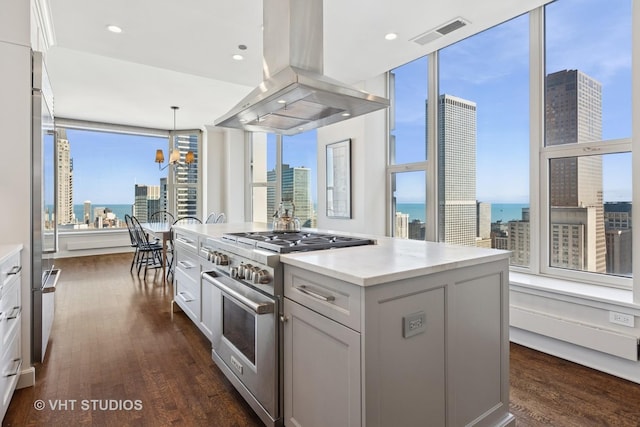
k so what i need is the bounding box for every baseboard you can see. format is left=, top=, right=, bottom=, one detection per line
left=510, top=327, right=640, bottom=384
left=17, top=366, right=35, bottom=389
left=511, top=306, right=639, bottom=360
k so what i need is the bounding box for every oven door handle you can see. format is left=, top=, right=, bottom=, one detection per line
left=203, top=273, right=274, bottom=315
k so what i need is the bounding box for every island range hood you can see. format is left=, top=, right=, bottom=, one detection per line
left=215, top=0, right=390, bottom=136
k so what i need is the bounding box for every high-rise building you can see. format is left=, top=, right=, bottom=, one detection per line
left=133, top=184, right=160, bottom=222
left=477, top=202, right=491, bottom=239
left=56, top=130, right=74, bottom=224
left=173, top=134, right=199, bottom=218
left=430, top=94, right=477, bottom=246
left=546, top=69, right=605, bottom=273
left=395, top=212, right=409, bottom=239
left=83, top=200, right=91, bottom=225
left=507, top=207, right=530, bottom=266
left=267, top=164, right=315, bottom=227
left=604, top=202, right=632, bottom=275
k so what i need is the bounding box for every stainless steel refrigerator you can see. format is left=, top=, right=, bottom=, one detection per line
left=31, top=50, right=59, bottom=364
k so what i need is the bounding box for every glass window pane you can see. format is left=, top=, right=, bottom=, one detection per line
left=549, top=153, right=631, bottom=277
left=251, top=133, right=271, bottom=223
left=390, top=57, right=428, bottom=164
left=282, top=131, right=317, bottom=228
left=439, top=14, right=529, bottom=253
left=545, top=0, right=631, bottom=143
left=392, top=171, right=426, bottom=240
left=59, top=128, right=168, bottom=228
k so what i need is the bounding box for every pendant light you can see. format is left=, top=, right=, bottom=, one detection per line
left=155, top=106, right=195, bottom=170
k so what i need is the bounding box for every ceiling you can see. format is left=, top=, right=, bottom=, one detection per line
left=44, top=0, right=550, bottom=130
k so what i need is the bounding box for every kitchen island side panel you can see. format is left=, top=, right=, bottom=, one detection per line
left=363, top=258, right=512, bottom=427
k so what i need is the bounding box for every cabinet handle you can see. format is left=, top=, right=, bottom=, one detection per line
left=7, top=306, right=20, bottom=320
left=177, top=291, right=195, bottom=303
left=295, top=285, right=335, bottom=302
left=280, top=315, right=289, bottom=323
left=177, top=237, right=195, bottom=245
left=4, top=358, right=21, bottom=377
left=178, top=261, right=195, bottom=269
left=8, top=266, right=21, bottom=275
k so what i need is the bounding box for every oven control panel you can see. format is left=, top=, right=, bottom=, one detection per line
left=200, top=246, right=276, bottom=292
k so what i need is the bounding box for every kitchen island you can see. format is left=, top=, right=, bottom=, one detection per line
left=172, top=223, right=514, bottom=427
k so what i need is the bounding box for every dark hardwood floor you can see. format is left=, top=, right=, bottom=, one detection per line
left=3, top=253, right=640, bottom=426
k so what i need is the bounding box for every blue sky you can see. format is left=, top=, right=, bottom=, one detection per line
left=392, top=0, right=631, bottom=204
left=60, top=0, right=631, bottom=207
left=61, top=130, right=168, bottom=205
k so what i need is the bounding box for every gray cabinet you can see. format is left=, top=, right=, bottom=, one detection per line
left=282, top=257, right=512, bottom=427
left=283, top=298, right=361, bottom=427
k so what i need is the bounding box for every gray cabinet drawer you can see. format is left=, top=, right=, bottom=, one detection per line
left=284, top=265, right=362, bottom=332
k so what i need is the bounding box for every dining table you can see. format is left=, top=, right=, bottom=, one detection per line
left=141, top=222, right=172, bottom=282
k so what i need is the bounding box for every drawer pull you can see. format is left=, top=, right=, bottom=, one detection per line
left=295, top=285, right=335, bottom=302
left=8, top=266, right=21, bottom=275
left=177, top=237, right=195, bottom=245
left=178, top=261, right=195, bottom=269
left=7, top=306, right=20, bottom=320
left=177, top=291, right=195, bottom=303
left=4, top=358, right=21, bottom=377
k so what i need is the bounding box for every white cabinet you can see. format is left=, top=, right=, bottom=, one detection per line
left=172, top=229, right=215, bottom=342
left=199, top=257, right=215, bottom=341
left=173, top=230, right=201, bottom=324
left=0, top=245, right=23, bottom=422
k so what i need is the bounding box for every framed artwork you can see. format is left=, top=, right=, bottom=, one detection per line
left=326, top=139, right=351, bottom=218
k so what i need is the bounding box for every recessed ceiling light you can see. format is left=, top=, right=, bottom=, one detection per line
left=277, top=99, right=286, bottom=104
left=341, top=112, right=351, bottom=117
left=107, top=25, right=123, bottom=34
left=232, top=54, right=244, bottom=61
left=385, top=32, right=398, bottom=40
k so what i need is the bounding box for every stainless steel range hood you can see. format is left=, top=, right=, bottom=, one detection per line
left=215, top=0, right=389, bottom=136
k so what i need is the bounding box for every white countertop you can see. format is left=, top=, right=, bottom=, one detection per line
left=173, top=223, right=510, bottom=287
left=280, top=236, right=509, bottom=286
left=0, top=244, right=23, bottom=265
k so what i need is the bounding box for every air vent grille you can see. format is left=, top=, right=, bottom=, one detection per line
left=437, top=19, right=467, bottom=35
left=410, top=17, right=469, bottom=46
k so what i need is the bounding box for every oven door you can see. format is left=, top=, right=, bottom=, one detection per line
left=203, top=271, right=278, bottom=420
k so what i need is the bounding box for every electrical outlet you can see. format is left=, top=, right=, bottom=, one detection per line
left=403, top=311, right=426, bottom=338
left=609, top=311, right=635, bottom=327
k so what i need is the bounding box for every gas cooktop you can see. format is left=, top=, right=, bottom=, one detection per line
left=221, top=231, right=375, bottom=254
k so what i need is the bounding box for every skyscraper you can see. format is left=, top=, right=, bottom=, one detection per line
left=546, top=70, right=605, bottom=273
left=56, top=129, right=74, bottom=224
left=267, top=164, right=315, bottom=227
left=134, top=184, right=160, bottom=223
left=430, top=94, right=477, bottom=246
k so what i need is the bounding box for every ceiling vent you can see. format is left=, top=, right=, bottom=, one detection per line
left=410, top=17, right=469, bottom=46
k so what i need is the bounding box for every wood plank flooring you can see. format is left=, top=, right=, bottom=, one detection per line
left=3, top=253, right=640, bottom=426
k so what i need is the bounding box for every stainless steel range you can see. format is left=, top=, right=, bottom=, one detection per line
left=200, top=230, right=374, bottom=427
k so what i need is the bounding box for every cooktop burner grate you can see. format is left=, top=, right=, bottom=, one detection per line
left=221, top=231, right=374, bottom=253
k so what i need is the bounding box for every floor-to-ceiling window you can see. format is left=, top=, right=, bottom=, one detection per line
left=251, top=131, right=317, bottom=227
left=388, top=0, right=633, bottom=288
left=388, top=56, right=428, bottom=240
left=52, top=122, right=201, bottom=231
left=542, top=0, right=632, bottom=284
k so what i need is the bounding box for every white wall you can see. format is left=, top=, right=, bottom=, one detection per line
left=203, top=125, right=247, bottom=223
left=316, top=74, right=388, bottom=236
